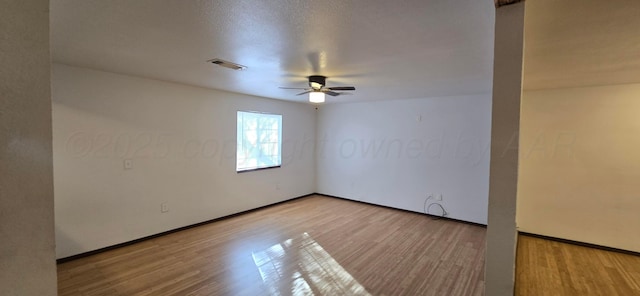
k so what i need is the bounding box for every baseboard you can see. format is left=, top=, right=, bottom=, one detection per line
left=519, top=232, right=640, bottom=257
left=315, top=193, right=487, bottom=228
left=56, top=193, right=315, bottom=264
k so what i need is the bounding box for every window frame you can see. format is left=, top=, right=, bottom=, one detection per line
left=236, top=110, right=283, bottom=173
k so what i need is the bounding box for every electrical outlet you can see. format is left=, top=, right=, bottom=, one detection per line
left=434, top=194, right=443, bottom=201
left=161, top=203, right=169, bottom=213
left=124, top=159, right=133, bottom=169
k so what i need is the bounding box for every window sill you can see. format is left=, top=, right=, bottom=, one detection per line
left=237, top=165, right=281, bottom=173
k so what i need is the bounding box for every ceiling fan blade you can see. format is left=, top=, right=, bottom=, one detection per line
left=326, top=86, right=356, bottom=91
left=324, top=90, right=341, bottom=96
left=279, top=87, right=309, bottom=90
left=296, top=91, right=312, bottom=96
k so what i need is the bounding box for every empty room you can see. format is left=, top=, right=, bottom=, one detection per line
left=2, top=0, right=639, bottom=295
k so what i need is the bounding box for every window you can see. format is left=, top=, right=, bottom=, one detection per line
left=236, top=111, right=282, bottom=172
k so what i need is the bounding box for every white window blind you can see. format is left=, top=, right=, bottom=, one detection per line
left=236, top=111, right=282, bottom=172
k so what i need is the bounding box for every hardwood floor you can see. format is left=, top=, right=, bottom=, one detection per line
left=57, top=195, right=486, bottom=296
left=516, top=234, right=640, bottom=296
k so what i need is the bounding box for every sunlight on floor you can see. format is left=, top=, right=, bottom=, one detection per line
left=252, top=232, right=371, bottom=296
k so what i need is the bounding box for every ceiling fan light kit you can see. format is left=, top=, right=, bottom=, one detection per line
left=280, top=75, right=356, bottom=104
left=309, top=91, right=325, bottom=103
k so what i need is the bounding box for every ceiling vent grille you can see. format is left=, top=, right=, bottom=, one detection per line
left=207, top=58, right=247, bottom=71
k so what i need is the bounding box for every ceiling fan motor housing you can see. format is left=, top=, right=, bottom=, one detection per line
left=308, top=75, right=326, bottom=89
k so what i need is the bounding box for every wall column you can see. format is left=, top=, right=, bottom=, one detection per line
left=0, top=0, right=57, bottom=295
left=485, top=1, right=525, bottom=295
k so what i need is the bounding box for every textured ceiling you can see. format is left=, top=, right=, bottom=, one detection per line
left=51, top=0, right=496, bottom=103
left=524, top=0, right=640, bottom=90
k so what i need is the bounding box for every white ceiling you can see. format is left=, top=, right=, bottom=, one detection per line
left=524, top=0, right=640, bottom=90
left=51, top=0, right=496, bottom=103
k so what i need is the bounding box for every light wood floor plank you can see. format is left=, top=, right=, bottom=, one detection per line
left=516, top=234, right=640, bottom=296
left=57, top=196, right=640, bottom=295
left=58, top=195, right=486, bottom=295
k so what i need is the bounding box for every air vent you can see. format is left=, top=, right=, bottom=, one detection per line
left=207, top=58, right=247, bottom=71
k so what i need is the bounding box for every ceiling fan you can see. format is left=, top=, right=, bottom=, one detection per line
left=280, top=75, right=356, bottom=103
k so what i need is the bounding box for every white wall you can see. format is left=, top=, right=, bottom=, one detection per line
left=316, top=95, right=492, bottom=224
left=518, top=83, right=640, bottom=252
left=52, top=64, right=316, bottom=258
left=0, top=0, right=57, bottom=294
